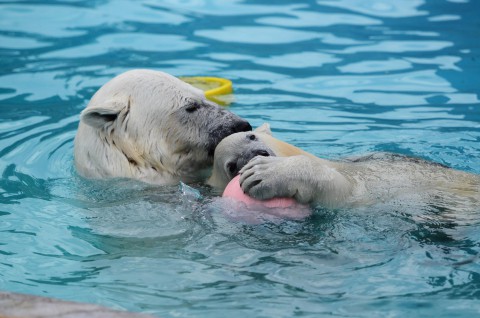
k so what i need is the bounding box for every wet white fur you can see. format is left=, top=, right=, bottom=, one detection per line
left=210, top=124, right=480, bottom=209
left=74, top=69, right=239, bottom=184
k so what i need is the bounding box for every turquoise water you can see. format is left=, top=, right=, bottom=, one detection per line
left=1, top=0, right=479, bottom=317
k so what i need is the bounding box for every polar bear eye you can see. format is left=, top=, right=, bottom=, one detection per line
left=246, top=134, right=257, bottom=141
left=185, top=102, right=201, bottom=113
left=227, top=162, right=237, bottom=175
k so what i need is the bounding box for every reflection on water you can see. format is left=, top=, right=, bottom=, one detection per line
left=0, top=0, right=479, bottom=317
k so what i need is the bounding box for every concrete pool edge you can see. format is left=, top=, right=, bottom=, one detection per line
left=0, top=291, right=155, bottom=318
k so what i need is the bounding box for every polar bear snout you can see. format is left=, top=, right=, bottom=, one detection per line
left=229, top=147, right=275, bottom=178
left=207, top=117, right=252, bottom=156
left=254, top=149, right=271, bottom=157
left=232, top=120, right=252, bottom=134
left=239, top=146, right=275, bottom=167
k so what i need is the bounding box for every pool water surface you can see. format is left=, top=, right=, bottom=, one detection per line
left=0, top=0, right=479, bottom=317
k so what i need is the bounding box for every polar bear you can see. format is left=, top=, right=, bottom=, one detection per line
left=74, top=69, right=251, bottom=184
left=208, top=124, right=480, bottom=209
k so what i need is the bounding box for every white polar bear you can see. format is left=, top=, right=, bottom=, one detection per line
left=209, top=124, right=480, bottom=209
left=74, top=69, right=251, bottom=184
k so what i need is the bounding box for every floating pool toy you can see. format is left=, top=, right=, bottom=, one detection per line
left=223, top=175, right=303, bottom=209
left=180, top=76, right=233, bottom=106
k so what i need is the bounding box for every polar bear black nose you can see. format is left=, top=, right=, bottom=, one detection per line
left=233, top=120, right=252, bottom=133
left=255, top=149, right=270, bottom=157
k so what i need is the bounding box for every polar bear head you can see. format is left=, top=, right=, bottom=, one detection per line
left=74, top=69, right=251, bottom=184
left=207, top=124, right=275, bottom=189
left=207, top=123, right=309, bottom=189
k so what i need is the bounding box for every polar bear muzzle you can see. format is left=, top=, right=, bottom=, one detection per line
left=176, top=100, right=252, bottom=157
left=207, top=117, right=252, bottom=157
left=228, top=147, right=274, bottom=178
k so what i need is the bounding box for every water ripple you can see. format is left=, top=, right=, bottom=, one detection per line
left=257, top=10, right=382, bottom=27
left=0, top=2, right=188, bottom=37
left=0, top=0, right=479, bottom=317
left=196, top=26, right=322, bottom=44
left=319, top=0, right=428, bottom=18
left=41, top=33, right=204, bottom=59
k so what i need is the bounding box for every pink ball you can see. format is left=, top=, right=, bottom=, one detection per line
left=223, top=175, right=298, bottom=208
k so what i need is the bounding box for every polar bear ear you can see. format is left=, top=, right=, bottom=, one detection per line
left=254, top=123, right=272, bottom=135
left=80, top=100, right=126, bottom=129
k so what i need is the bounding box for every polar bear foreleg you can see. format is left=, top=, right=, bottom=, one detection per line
left=239, top=155, right=353, bottom=207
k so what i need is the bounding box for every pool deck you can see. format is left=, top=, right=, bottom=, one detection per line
left=0, top=291, right=154, bottom=318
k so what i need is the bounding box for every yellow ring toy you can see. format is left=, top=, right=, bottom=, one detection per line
left=180, top=76, right=233, bottom=106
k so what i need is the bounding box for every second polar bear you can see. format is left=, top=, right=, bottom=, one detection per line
left=208, top=124, right=480, bottom=209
